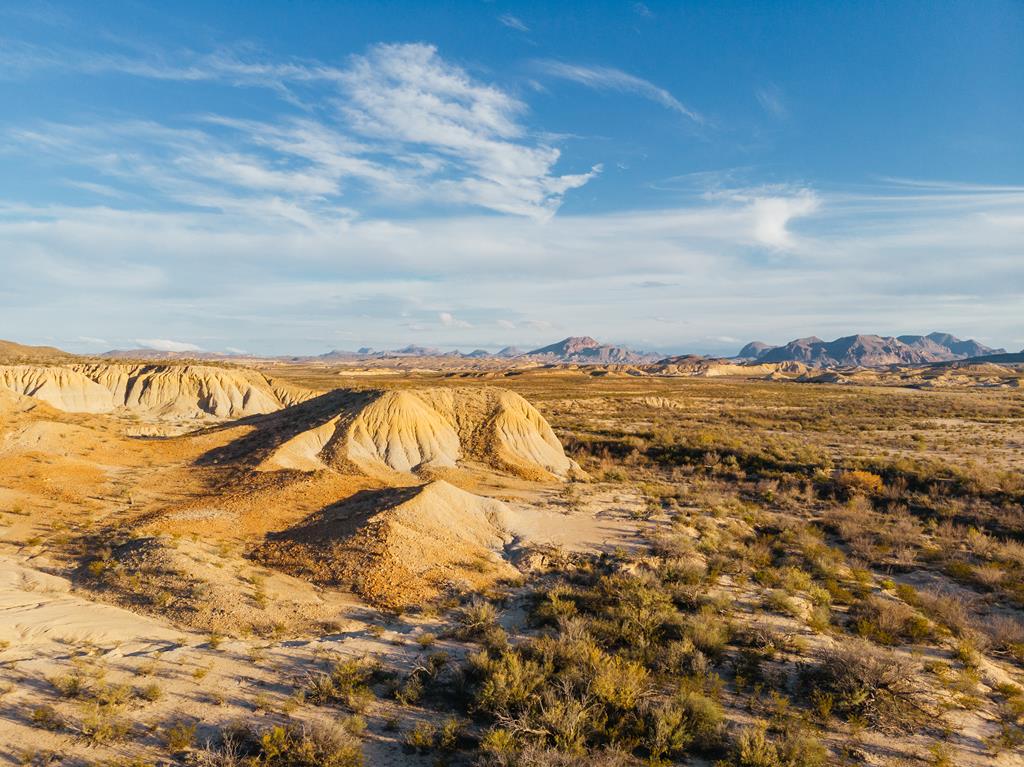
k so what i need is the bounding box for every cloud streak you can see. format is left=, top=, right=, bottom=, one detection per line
left=4, top=42, right=598, bottom=219
left=534, top=60, right=702, bottom=122
left=498, top=14, right=529, bottom=32
left=135, top=338, right=202, bottom=352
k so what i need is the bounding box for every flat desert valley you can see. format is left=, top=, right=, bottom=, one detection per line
left=1, top=343, right=1023, bottom=766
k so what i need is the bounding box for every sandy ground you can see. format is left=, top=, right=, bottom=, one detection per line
left=0, top=552, right=443, bottom=765
left=0, top=483, right=649, bottom=766
left=2, top=366, right=1022, bottom=765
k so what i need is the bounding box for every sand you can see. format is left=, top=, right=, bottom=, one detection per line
left=0, top=555, right=181, bottom=647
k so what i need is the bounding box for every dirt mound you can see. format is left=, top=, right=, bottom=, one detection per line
left=258, top=386, right=581, bottom=481
left=799, top=370, right=853, bottom=384
left=646, top=358, right=810, bottom=378
left=97, top=536, right=348, bottom=635
left=640, top=396, right=684, bottom=410
left=258, top=480, right=519, bottom=608
left=0, top=363, right=312, bottom=419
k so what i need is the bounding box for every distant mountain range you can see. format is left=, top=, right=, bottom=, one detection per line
left=524, top=336, right=658, bottom=364
left=738, top=332, right=1006, bottom=367
left=3, top=332, right=1016, bottom=369
left=310, top=337, right=657, bottom=364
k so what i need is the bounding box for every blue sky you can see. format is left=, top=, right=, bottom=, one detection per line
left=1, top=0, right=1021, bottom=355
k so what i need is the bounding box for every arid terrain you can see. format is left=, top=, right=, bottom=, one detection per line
left=1, top=345, right=1023, bottom=766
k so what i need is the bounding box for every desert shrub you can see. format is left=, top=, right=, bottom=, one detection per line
left=801, top=640, right=925, bottom=731
left=472, top=649, right=549, bottom=717
left=258, top=724, right=362, bottom=767
left=597, top=572, right=678, bottom=652
left=685, top=606, right=732, bottom=658
left=51, top=671, right=88, bottom=698
left=165, top=720, right=197, bottom=751
left=592, top=654, right=650, bottom=710
left=677, top=690, right=724, bottom=748
left=637, top=691, right=723, bottom=761
left=532, top=586, right=579, bottom=626
left=985, top=615, right=1024, bottom=661
left=836, top=470, right=884, bottom=498
left=850, top=595, right=932, bottom=645
left=764, top=589, right=801, bottom=618
left=438, top=716, right=464, bottom=751
left=304, top=657, right=378, bottom=712
left=138, top=682, right=163, bottom=702
left=725, top=720, right=828, bottom=767
left=78, top=701, right=131, bottom=743
left=805, top=603, right=832, bottom=633
left=915, top=588, right=973, bottom=637
left=403, top=721, right=436, bottom=752
left=194, top=723, right=361, bottom=767
left=393, top=651, right=449, bottom=706
left=642, top=699, right=693, bottom=762
left=29, top=705, right=63, bottom=731
left=456, top=599, right=501, bottom=640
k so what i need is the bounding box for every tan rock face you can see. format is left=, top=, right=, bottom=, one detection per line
left=0, top=363, right=310, bottom=419
left=259, top=385, right=582, bottom=480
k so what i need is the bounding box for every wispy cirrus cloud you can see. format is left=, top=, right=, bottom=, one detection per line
left=498, top=14, right=529, bottom=32
left=755, top=84, right=788, bottom=119
left=533, top=60, right=702, bottom=122
left=3, top=42, right=597, bottom=219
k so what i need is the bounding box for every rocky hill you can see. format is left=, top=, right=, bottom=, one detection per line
left=525, top=336, right=656, bottom=364
left=741, top=332, right=1005, bottom=367
left=0, top=339, right=72, bottom=363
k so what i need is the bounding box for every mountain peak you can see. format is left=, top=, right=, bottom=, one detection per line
left=526, top=336, right=655, bottom=364
left=742, top=332, right=1004, bottom=367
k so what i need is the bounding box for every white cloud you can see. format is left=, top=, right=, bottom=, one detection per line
left=0, top=40, right=1020, bottom=354
left=76, top=336, right=110, bottom=346
left=64, top=180, right=124, bottom=198
left=341, top=43, right=598, bottom=218
left=2, top=178, right=1018, bottom=353
left=439, top=311, right=472, bottom=328
left=498, top=14, right=529, bottom=32
left=6, top=43, right=599, bottom=219
left=755, top=85, right=788, bottom=119
left=135, top=338, right=202, bottom=352
left=534, top=60, right=702, bottom=122
left=749, top=190, right=820, bottom=248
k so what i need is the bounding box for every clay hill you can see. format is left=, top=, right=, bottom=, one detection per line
left=0, top=362, right=310, bottom=419
left=739, top=332, right=1005, bottom=367
left=259, top=480, right=519, bottom=608
left=231, top=386, right=582, bottom=481
left=0, top=338, right=73, bottom=363
left=0, top=358, right=582, bottom=616
left=525, top=336, right=657, bottom=364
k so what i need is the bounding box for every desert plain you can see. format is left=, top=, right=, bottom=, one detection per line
left=1, top=342, right=1023, bottom=767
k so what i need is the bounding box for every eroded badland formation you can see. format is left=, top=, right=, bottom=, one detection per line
left=1, top=338, right=1023, bottom=766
